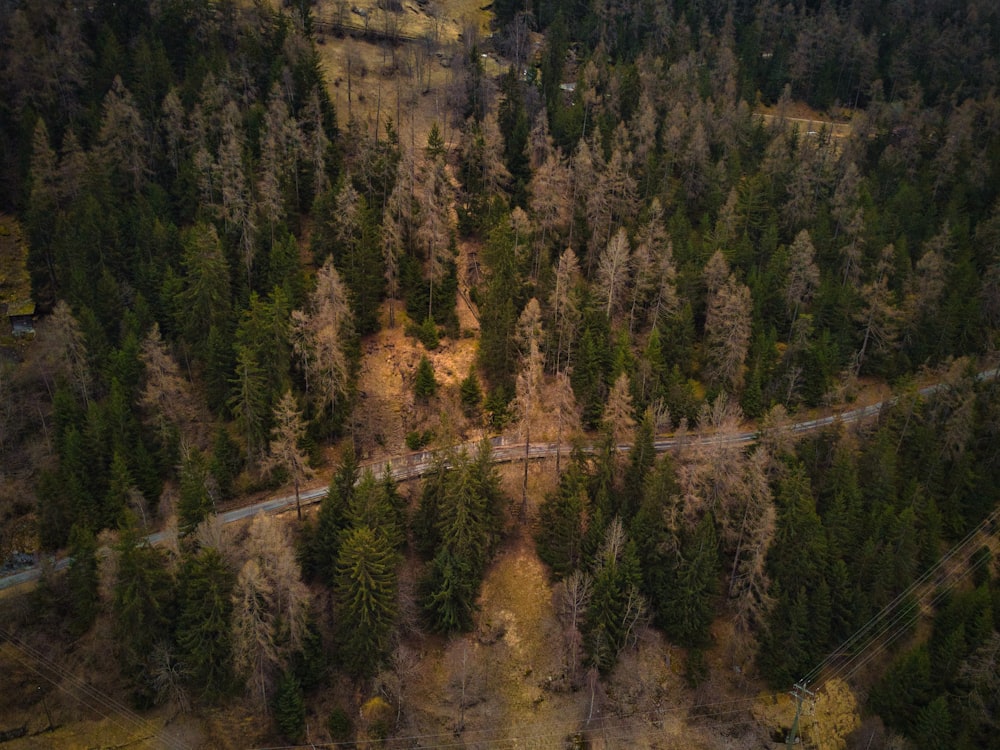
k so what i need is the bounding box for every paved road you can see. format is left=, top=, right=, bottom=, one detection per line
left=3, top=369, right=996, bottom=591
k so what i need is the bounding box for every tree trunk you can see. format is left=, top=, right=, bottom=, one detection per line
left=521, top=422, right=529, bottom=523
left=294, top=476, right=302, bottom=521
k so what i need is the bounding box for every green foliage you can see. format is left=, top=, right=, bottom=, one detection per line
left=66, top=524, right=100, bottom=635
left=414, top=355, right=438, bottom=400
left=421, top=549, right=478, bottom=633
left=290, top=617, right=327, bottom=692
left=210, top=426, right=242, bottom=500
left=661, top=514, right=720, bottom=649
left=327, top=707, right=353, bottom=742
left=419, top=316, right=440, bottom=349
left=459, top=368, right=483, bottom=418
left=299, top=451, right=356, bottom=584
left=334, top=526, right=399, bottom=677
left=535, top=461, right=589, bottom=578
left=477, top=219, right=523, bottom=391
left=273, top=672, right=306, bottom=743
left=177, top=448, right=214, bottom=537
left=583, top=520, right=646, bottom=673
left=418, top=445, right=508, bottom=632
left=405, top=429, right=434, bottom=450
left=176, top=547, right=234, bottom=701
left=425, top=122, right=445, bottom=160
left=113, top=517, right=175, bottom=704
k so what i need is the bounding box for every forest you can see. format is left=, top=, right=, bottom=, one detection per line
left=0, top=0, right=999, bottom=747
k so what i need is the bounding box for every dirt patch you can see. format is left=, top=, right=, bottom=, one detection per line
left=404, top=534, right=589, bottom=745
left=313, top=0, right=497, bottom=150
left=352, top=302, right=482, bottom=459
left=755, top=100, right=855, bottom=140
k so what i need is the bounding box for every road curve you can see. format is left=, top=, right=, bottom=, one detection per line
left=3, top=369, right=996, bottom=591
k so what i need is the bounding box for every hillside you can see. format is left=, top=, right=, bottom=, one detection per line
left=1, top=0, right=1000, bottom=748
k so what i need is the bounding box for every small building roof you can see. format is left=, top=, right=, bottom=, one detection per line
left=7, top=299, right=35, bottom=318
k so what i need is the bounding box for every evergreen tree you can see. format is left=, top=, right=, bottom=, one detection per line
left=421, top=549, right=478, bottom=633
left=334, top=526, right=399, bottom=677
left=348, top=469, right=405, bottom=551
left=414, top=355, right=438, bottom=400
left=459, top=367, right=483, bottom=418
left=229, top=345, right=270, bottom=464
left=176, top=547, right=234, bottom=700
left=177, top=448, right=214, bottom=537
left=300, top=452, right=356, bottom=584
left=273, top=671, right=306, bottom=742
left=535, top=461, right=589, bottom=578
left=114, top=516, right=175, bottom=704
left=66, top=523, right=99, bottom=635
left=210, top=426, right=242, bottom=501
left=497, top=68, right=530, bottom=205
left=583, top=518, right=646, bottom=674
left=661, top=513, right=720, bottom=648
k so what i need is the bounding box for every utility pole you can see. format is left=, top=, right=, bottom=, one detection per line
left=786, top=682, right=814, bottom=747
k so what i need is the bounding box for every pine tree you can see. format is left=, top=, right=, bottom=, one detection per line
left=662, top=513, right=720, bottom=648
left=459, top=367, right=483, bottom=418
left=414, top=355, right=438, bottom=400
left=334, top=526, right=399, bottom=677
left=300, top=452, right=357, bottom=584
left=113, top=516, right=175, bottom=702
left=535, top=461, right=589, bottom=578
left=210, top=426, right=242, bottom=501
left=229, top=345, right=270, bottom=464
left=177, top=448, right=214, bottom=537
left=421, top=549, right=477, bottom=633
left=67, top=523, right=99, bottom=635
left=291, top=258, right=354, bottom=423
left=583, top=518, right=647, bottom=674
left=273, top=671, right=306, bottom=742
left=177, top=547, right=234, bottom=700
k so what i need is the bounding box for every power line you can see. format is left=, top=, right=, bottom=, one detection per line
left=800, top=508, right=998, bottom=691
left=248, top=694, right=767, bottom=750
left=0, top=628, right=191, bottom=750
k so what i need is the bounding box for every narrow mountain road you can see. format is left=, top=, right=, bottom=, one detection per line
left=2, top=369, right=996, bottom=592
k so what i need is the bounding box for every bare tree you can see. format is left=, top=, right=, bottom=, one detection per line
left=161, top=88, right=186, bottom=175
left=513, top=300, right=546, bottom=520
left=727, top=447, right=775, bottom=659
left=149, top=643, right=191, bottom=713
left=596, top=227, right=632, bottom=320
left=41, top=300, right=90, bottom=405
left=232, top=514, right=311, bottom=707
left=139, top=323, right=200, bottom=447
left=958, top=632, right=1000, bottom=732
left=785, top=229, right=820, bottom=326
left=555, top=570, right=592, bottom=685
left=232, top=558, right=277, bottom=707
left=550, top=247, right=582, bottom=373
left=628, top=198, right=677, bottom=332
left=415, top=151, right=455, bottom=320
left=903, top=226, right=951, bottom=346
left=529, top=151, right=572, bottom=253
left=97, top=76, right=148, bottom=192
left=382, top=150, right=416, bottom=328
left=218, top=102, right=256, bottom=284
left=603, top=373, right=636, bottom=446
left=302, top=88, right=331, bottom=199
left=291, top=258, right=354, bottom=416
left=550, top=371, right=581, bottom=474
left=852, top=244, right=901, bottom=376
left=262, top=390, right=314, bottom=520
left=704, top=275, right=752, bottom=393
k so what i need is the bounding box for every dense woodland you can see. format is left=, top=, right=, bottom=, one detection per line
left=1, top=0, right=1000, bottom=746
